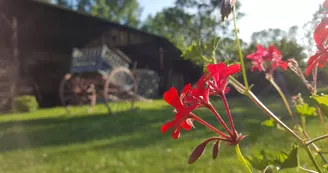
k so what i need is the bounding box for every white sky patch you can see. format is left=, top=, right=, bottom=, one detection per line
left=139, top=0, right=324, bottom=44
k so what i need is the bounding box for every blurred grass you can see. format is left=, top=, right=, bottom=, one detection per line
left=0, top=97, right=327, bottom=173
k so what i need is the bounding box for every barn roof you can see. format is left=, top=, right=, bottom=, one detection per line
left=0, top=0, right=202, bottom=81
left=0, top=0, right=180, bottom=53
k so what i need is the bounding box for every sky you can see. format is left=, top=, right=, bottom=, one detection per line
left=138, top=0, right=323, bottom=43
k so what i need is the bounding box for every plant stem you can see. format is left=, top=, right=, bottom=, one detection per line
left=235, top=144, right=253, bottom=173
left=298, top=166, right=318, bottom=173
left=232, top=6, right=249, bottom=90
left=315, top=105, right=328, bottom=143
left=208, top=104, right=234, bottom=137
left=220, top=93, right=237, bottom=137
left=304, top=145, right=323, bottom=173
left=302, top=132, right=327, bottom=164
left=247, top=91, right=303, bottom=143
left=306, top=134, right=328, bottom=146
left=228, top=77, right=325, bottom=172
left=312, top=66, right=318, bottom=95
left=229, top=76, right=303, bottom=142
left=190, top=113, right=230, bottom=139
left=268, top=78, right=293, bottom=118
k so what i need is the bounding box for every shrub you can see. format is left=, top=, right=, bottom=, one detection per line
left=13, top=95, right=39, bottom=113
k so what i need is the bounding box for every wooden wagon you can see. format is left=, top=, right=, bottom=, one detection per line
left=59, top=45, right=147, bottom=113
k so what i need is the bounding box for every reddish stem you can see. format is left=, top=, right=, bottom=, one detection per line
left=190, top=113, right=230, bottom=139
left=219, top=93, right=237, bottom=137
left=207, top=104, right=234, bottom=137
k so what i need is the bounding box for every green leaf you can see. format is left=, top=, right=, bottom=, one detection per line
left=261, top=118, right=275, bottom=127
left=246, top=150, right=274, bottom=171
left=273, top=144, right=299, bottom=170
left=181, top=41, right=202, bottom=60
left=295, top=103, right=317, bottom=117
left=312, top=95, right=328, bottom=118
left=323, top=164, right=328, bottom=170
left=203, top=37, right=220, bottom=55
left=246, top=145, right=299, bottom=171
left=181, top=37, right=221, bottom=67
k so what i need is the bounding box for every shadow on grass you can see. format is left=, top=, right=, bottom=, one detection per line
left=0, top=98, right=295, bottom=153
left=0, top=106, right=173, bottom=152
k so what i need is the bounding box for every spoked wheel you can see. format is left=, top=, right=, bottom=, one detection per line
left=59, top=73, right=96, bottom=113
left=103, top=67, right=137, bottom=114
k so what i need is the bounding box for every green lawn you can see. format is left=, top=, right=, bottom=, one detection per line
left=0, top=97, right=327, bottom=173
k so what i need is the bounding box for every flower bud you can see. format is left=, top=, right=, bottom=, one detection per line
left=220, top=0, right=236, bottom=22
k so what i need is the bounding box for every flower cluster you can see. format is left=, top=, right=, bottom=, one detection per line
left=246, top=45, right=288, bottom=77
left=161, top=62, right=245, bottom=163
left=305, top=0, right=328, bottom=75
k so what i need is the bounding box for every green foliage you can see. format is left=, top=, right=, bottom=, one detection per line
left=312, top=95, right=328, bottom=119
left=141, top=0, right=244, bottom=51
left=273, top=144, right=299, bottom=170
left=246, top=150, right=275, bottom=171
left=203, top=37, right=220, bottom=57
left=295, top=103, right=317, bottom=117
left=13, top=95, right=39, bottom=113
left=246, top=144, right=299, bottom=172
left=91, top=0, right=143, bottom=27
left=53, top=0, right=143, bottom=28
left=323, top=164, right=328, bottom=170
left=260, top=118, right=285, bottom=132
left=261, top=118, right=275, bottom=127
left=181, top=37, right=220, bottom=67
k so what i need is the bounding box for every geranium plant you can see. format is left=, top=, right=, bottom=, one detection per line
left=160, top=0, right=328, bottom=172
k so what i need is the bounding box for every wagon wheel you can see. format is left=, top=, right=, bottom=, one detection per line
left=59, top=73, right=96, bottom=113
left=104, top=67, right=137, bottom=114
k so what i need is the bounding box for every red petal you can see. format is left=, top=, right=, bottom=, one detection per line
left=305, top=53, right=321, bottom=76
left=164, top=87, right=183, bottom=109
left=225, top=64, right=241, bottom=75
left=268, top=45, right=281, bottom=56
left=246, top=53, right=256, bottom=59
left=318, top=53, right=328, bottom=68
left=161, top=120, right=176, bottom=134
left=206, top=63, right=226, bottom=75
left=256, top=45, right=265, bottom=53
left=224, top=87, right=230, bottom=94
left=180, top=83, right=192, bottom=101
left=279, top=61, right=288, bottom=71
left=314, top=18, right=328, bottom=48
left=181, top=121, right=192, bottom=130
left=172, top=127, right=181, bottom=139
left=324, top=0, right=328, bottom=9
left=196, top=74, right=206, bottom=91
left=182, top=83, right=192, bottom=94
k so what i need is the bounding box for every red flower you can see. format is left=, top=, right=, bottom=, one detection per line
left=206, top=62, right=241, bottom=96
left=161, top=81, right=210, bottom=139
left=324, top=0, right=328, bottom=9
left=247, top=45, right=288, bottom=74
left=183, top=73, right=210, bottom=106
left=305, top=18, right=328, bottom=76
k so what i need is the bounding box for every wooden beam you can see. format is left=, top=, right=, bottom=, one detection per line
left=9, top=16, right=19, bottom=112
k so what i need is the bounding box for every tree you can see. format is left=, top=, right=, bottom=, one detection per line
left=91, top=0, right=143, bottom=28
left=51, top=0, right=143, bottom=28
left=142, top=0, right=244, bottom=51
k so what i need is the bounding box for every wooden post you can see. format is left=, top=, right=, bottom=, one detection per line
left=159, top=47, right=164, bottom=70
left=9, top=17, right=19, bottom=112
left=159, top=47, right=165, bottom=94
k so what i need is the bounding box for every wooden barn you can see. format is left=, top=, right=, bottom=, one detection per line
left=0, top=0, right=202, bottom=110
